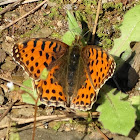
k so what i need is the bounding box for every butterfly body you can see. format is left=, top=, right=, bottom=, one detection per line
left=12, top=38, right=116, bottom=111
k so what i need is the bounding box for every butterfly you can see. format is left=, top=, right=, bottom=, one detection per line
left=12, top=38, right=116, bottom=111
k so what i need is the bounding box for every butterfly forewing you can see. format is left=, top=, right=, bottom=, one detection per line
left=82, top=45, right=116, bottom=91
left=13, top=38, right=69, bottom=80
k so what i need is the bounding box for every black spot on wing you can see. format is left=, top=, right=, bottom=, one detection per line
left=89, top=86, right=91, bottom=90
left=26, top=61, right=29, bottom=65
left=41, top=41, right=45, bottom=51
left=49, top=42, right=53, bottom=48
left=80, top=101, right=84, bottom=105
left=52, top=56, right=56, bottom=61
left=30, top=66, right=34, bottom=72
left=100, top=68, right=102, bottom=72
left=91, top=48, right=94, bottom=54
left=52, top=89, right=56, bottom=93
left=31, top=56, right=34, bottom=61
left=50, top=96, right=56, bottom=101
left=53, top=44, right=58, bottom=53
left=44, top=62, right=48, bottom=68
left=91, top=60, right=94, bottom=66
left=23, top=42, right=27, bottom=48
left=35, top=62, right=38, bottom=67
left=96, top=49, right=98, bottom=59
left=101, top=51, right=103, bottom=58
left=34, top=74, right=37, bottom=78
left=59, top=92, right=62, bottom=96
left=102, top=60, right=103, bottom=64
left=90, top=93, right=94, bottom=98
left=39, top=51, right=42, bottom=56
left=46, top=53, right=49, bottom=59
left=96, top=60, right=99, bottom=65
left=37, top=70, right=40, bottom=74
left=98, top=77, right=101, bottom=82
left=90, top=69, right=94, bottom=74
left=50, top=78, right=53, bottom=84
left=106, top=53, right=109, bottom=61
left=44, top=81, right=47, bottom=85
left=58, top=97, right=63, bottom=101
left=31, top=49, right=35, bottom=53
left=46, top=89, right=49, bottom=93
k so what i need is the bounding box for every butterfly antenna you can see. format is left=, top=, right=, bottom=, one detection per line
left=82, top=30, right=90, bottom=38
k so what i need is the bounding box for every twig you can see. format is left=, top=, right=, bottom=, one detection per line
left=1, top=0, right=48, bottom=31
left=12, top=112, right=99, bottom=124
left=0, top=112, right=99, bottom=129
left=0, top=101, right=16, bottom=122
left=0, top=104, right=34, bottom=110
left=0, top=75, right=33, bottom=91
left=0, top=0, right=24, bottom=15
left=0, top=75, right=38, bottom=102
left=76, top=112, right=99, bottom=118
left=32, top=94, right=40, bottom=140
left=94, top=124, right=109, bottom=140
left=0, top=0, right=40, bottom=6
left=13, top=114, right=68, bottom=124
left=92, top=0, right=102, bottom=43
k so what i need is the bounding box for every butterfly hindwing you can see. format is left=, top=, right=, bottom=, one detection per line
left=35, top=65, right=67, bottom=108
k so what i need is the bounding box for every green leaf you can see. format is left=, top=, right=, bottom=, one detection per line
left=110, top=5, right=140, bottom=63
left=62, top=31, right=75, bottom=46
left=20, top=79, right=41, bottom=106
left=129, top=96, right=140, bottom=120
left=9, top=126, right=20, bottom=140
left=97, top=86, right=136, bottom=136
left=40, top=67, right=49, bottom=80
left=62, top=11, right=82, bottom=46
left=67, top=10, right=82, bottom=34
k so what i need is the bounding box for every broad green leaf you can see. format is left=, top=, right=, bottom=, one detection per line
left=62, top=31, right=75, bottom=46
left=40, top=67, right=49, bottom=80
left=9, top=126, right=20, bottom=140
left=97, top=86, right=136, bottom=136
left=110, top=5, right=140, bottom=63
left=67, top=10, right=82, bottom=34
left=62, top=11, right=82, bottom=46
left=129, top=96, right=140, bottom=120
left=20, top=79, right=41, bottom=106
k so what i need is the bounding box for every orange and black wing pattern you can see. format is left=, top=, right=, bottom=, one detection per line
left=13, top=38, right=69, bottom=108
left=71, top=45, right=116, bottom=111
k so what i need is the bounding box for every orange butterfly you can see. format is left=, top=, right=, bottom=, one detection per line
left=12, top=38, right=115, bottom=111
